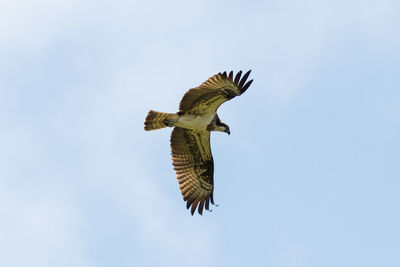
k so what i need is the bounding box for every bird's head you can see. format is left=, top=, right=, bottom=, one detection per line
left=215, top=121, right=230, bottom=135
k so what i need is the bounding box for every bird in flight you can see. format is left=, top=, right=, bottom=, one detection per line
left=144, top=70, right=253, bottom=215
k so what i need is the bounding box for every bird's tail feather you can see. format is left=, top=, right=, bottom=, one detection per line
left=144, top=110, right=178, bottom=131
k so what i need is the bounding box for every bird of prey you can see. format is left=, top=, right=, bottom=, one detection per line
left=144, top=70, right=253, bottom=215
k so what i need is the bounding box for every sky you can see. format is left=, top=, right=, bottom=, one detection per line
left=1, top=0, right=399, bottom=266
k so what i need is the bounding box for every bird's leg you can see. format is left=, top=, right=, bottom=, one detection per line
left=208, top=202, right=219, bottom=212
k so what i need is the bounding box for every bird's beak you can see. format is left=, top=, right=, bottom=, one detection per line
left=225, top=129, right=230, bottom=135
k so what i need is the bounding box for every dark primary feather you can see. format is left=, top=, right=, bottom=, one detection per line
left=228, top=71, right=233, bottom=80
left=241, top=79, right=253, bottom=94
left=234, top=71, right=242, bottom=84
left=239, top=70, right=251, bottom=88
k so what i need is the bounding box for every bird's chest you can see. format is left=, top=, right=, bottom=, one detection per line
left=175, top=113, right=215, bottom=130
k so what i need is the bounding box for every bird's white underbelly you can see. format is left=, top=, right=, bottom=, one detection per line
left=175, top=114, right=214, bottom=130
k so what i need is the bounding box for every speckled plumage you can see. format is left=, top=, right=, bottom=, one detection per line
left=145, top=70, right=253, bottom=215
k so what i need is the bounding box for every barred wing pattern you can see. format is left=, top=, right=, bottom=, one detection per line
left=179, top=70, right=253, bottom=114
left=170, top=127, right=215, bottom=215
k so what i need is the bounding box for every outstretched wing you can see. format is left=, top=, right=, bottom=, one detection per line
left=179, top=70, right=253, bottom=114
left=170, top=127, right=215, bottom=215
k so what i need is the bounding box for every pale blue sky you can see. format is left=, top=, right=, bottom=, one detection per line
left=1, top=1, right=399, bottom=267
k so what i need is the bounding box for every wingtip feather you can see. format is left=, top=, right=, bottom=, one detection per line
left=238, top=70, right=251, bottom=88
left=228, top=71, right=233, bottom=80
left=241, top=79, right=253, bottom=94
left=198, top=201, right=205, bottom=215
left=190, top=200, right=199, bottom=215
left=234, top=70, right=242, bottom=84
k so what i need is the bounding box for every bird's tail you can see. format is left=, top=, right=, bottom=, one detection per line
left=144, top=110, right=178, bottom=131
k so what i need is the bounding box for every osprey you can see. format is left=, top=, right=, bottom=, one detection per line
left=144, top=70, right=253, bottom=215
